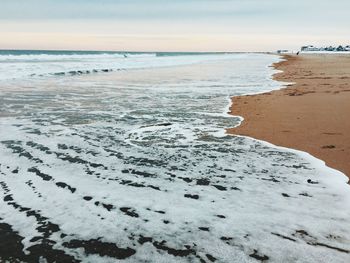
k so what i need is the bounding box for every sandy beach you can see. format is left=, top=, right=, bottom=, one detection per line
left=228, top=54, right=350, bottom=179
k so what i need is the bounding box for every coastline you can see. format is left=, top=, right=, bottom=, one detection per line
left=1, top=53, right=350, bottom=261
left=227, top=54, right=350, bottom=180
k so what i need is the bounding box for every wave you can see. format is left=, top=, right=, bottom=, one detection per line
left=0, top=52, right=157, bottom=62
left=47, top=68, right=116, bottom=77
left=0, top=51, right=239, bottom=82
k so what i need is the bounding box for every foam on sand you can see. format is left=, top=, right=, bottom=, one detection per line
left=0, top=53, right=349, bottom=262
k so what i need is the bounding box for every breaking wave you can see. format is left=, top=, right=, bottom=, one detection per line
left=0, top=50, right=235, bottom=82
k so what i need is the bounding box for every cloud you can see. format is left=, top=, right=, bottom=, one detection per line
left=1, top=0, right=349, bottom=24
left=0, top=0, right=349, bottom=51
left=0, top=1, right=316, bottom=19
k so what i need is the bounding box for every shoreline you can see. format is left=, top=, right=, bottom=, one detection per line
left=227, top=54, right=350, bottom=180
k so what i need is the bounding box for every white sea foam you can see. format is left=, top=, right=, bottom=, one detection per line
left=0, top=53, right=349, bottom=262
left=0, top=52, right=239, bottom=82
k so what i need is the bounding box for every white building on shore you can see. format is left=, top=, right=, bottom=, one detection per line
left=301, top=45, right=350, bottom=52
left=301, top=45, right=320, bottom=51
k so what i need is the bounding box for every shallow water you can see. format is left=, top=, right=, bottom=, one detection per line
left=0, top=53, right=349, bottom=262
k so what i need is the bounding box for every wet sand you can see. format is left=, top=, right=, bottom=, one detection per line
left=227, top=54, right=350, bottom=179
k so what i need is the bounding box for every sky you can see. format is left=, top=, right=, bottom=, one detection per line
left=0, top=0, right=350, bottom=52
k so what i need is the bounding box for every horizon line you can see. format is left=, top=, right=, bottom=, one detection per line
left=0, top=48, right=277, bottom=54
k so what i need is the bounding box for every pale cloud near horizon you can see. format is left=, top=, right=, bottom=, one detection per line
left=1, top=0, right=349, bottom=51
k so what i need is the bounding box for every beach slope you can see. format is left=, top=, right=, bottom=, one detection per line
left=227, top=54, right=350, bottom=179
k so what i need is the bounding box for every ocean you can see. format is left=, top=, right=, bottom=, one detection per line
left=0, top=50, right=349, bottom=262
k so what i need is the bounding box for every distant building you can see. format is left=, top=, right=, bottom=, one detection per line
left=301, top=45, right=320, bottom=51
left=325, top=46, right=335, bottom=51
left=301, top=45, right=350, bottom=52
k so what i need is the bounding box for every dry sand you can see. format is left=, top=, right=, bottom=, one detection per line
left=227, top=54, right=350, bottom=179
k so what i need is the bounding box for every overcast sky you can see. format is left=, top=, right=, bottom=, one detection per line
left=1, top=0, right=349, bottom=51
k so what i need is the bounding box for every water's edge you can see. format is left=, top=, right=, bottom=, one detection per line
left=226, top=54, right=349, bottom=186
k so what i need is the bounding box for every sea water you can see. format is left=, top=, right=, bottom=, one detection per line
left=0, top=51, right=349, bottom=262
